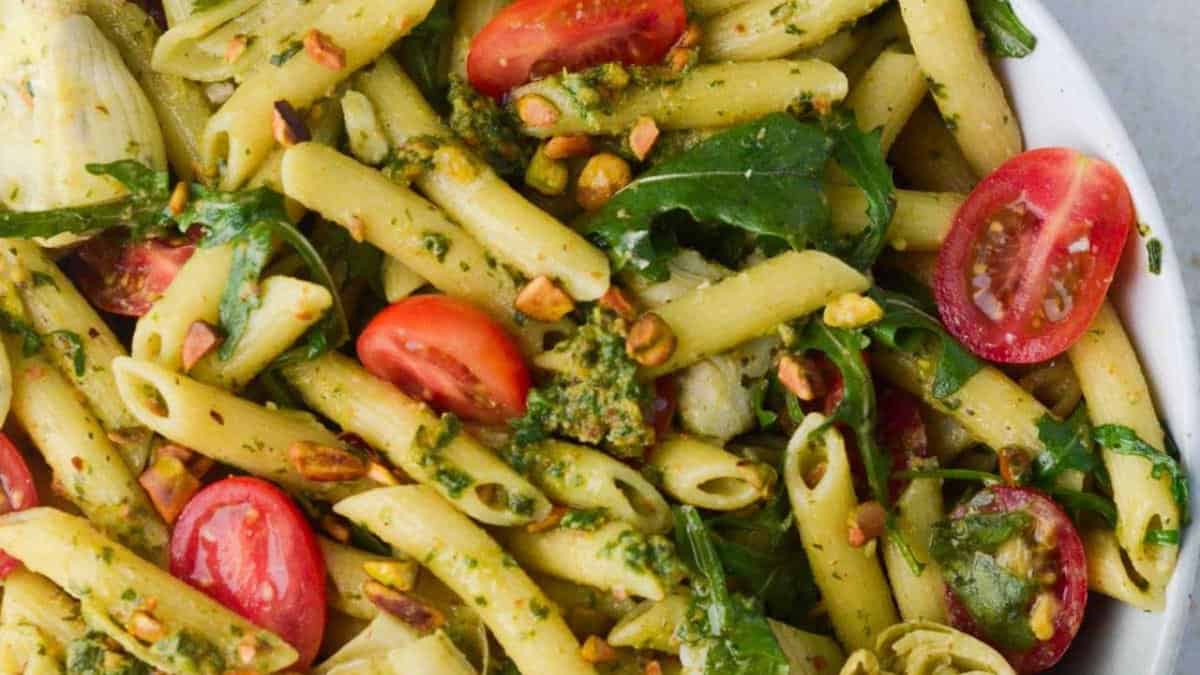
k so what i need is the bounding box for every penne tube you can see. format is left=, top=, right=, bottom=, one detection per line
left=784, top=413, right=899, bottom=650
left=790, top=28, right=864, bottom=67
left=844, top=48, right=928, bottom=154
left=511, top=440, right=672, bottom=534
left=314, top=613, right=419, bottom=674
left=646, top=436, right=772, bottom=511
left=606, top=592, right=689, bottom=653
left=1, top=239, right=153, bottom=472
left=113, top=357, right=376, bottom=502
left=513, top=61, right=848, bottom=138
left=0, top=508, right=298, bottom=673
left=132, top=244, right=234, bottom=373
left=335, top=485, right=598, bottom=675
left=828, top=185, right=962, bottom=251
left=1068, top=302, right=1179, bottom=599
left=534, top=574, right=640, bottom=635
left=689, top=0, right=751, bottom=17
left=838, top=4, right=907, bottom=86
left=898, top=0, right=1022, bottom=175
left=500, top=519, right=682, bottom=601
left=188, top=276, right=332, bottom=390
left=356, top=56, right=610, bottom=301
left=9, top=343, right=168, bottom=565
left=701, top=0, right=887, bottom=62
left=449, top=0, right=511, bottom=78
left=1083, top=527, right=1164, bottom=612
left=1, top=569, right=86, bottom=650
left=319, top=537, right=418, bottom=621
left=83, top=0, right=212, bottom=182
left=203, top=0, right=434, bottom=188
left=643, top=250, right=870, bottom=376
left=881, top=467, right=948, bottom=622
left=282, top=352, right=551, bottom=526
left=382, top=256, right=427, bottom=302
left=890, top=100, right=979, bottom=193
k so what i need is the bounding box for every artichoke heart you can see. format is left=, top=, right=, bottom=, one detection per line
left=0, top=0, right=165, bottom=238
left=677, top=335, right=779, bottom=443
left=839, top=621, right=1016, bottom=675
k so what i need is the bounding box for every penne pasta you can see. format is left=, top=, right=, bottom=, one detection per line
left=701, top=0, right=887, bottom=62
left=319, top=537, right=418, bottom=621
left=132, top=244, right=234, bottom=373
left=647, top=436, right=773, bottom=511
left=844, top=48, right=928, bottom=154
left=828, top=185, right=962, bottom=252
left=881, top=467, right=948, bottom=622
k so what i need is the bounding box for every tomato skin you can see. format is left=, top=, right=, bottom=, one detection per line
left=944, top=486, right=1087, bottom=674
left=935, top=148, right=1134, bottom=363
left=357, top=296, right=531, bottom=424
left=0, top=434, right=38, bottom=578
left=170, top=477, right=326, bottom=668
left=467, top=0, right=688, bottom=98
left=71, top=231, right=196, bottom=316
left=650, top=376, right=677, bottom=439
left=876, top=388, right=928, bottom=501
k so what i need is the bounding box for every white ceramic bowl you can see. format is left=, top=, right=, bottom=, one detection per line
left=997, top=2, right=1200, bottom=673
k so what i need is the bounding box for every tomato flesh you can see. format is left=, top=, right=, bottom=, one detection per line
left=71, top=231, right=196, bottom=316
left=357, top=295, right=531, bottom=424
left=944, top=486, right=1087, bottom=674
left=170, top=477, right=326, bottom=668
left=467, top=0, right=687, bottom=98
left=876, top=387, right=928, bottom=501
left=0, top=434, right=38, bottom=578
left=935, top=148, right=1134, bottom=363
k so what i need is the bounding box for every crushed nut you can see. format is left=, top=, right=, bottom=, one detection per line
left=847, top=501, right=887, bottom=548
left=543, top=135, right=593, bottom=160
left=598, top=286, right=638, bottom=320
left=139, top=455, right=202, bottom=524
left=364, top=580, right=445, bottom=631
left=526, top=505, right=568, bottom=533
left=344, top=215, right=366, bottom=242
left=777, top=354, right=815, bottom=401
left=676, top=23, right=703, bottom=48
left=626, top=313, right=676, bottom=367
left=644, top=660, right=664, bottom=675
left=366, top=460, right=400, bottom=485
left=998, top=446, right=1032, bottom=485
left=272, top=100, right=310, bottom=147
left=303, top=29, right=346, bottom=70
left=181, top=321, right=222, bottom=372
left=225, top=34, right=248, bottom=64
left=628, top=116, right=660, bottom=161
left=1029, top=592, right=1059, bottom=640
left=667, top=47, right=694, bottom=72
left=288, top=441, right=368, bottom=482
left=515, top=276, right=575, bottom=322
left=168, top=181, right=189, bottom=216
left=363, top=560, right=416, bottom=592
left=823, top=292, right=883, bottom=328
left=320, top=514, right=351, bottom=543
left=580, top=635, right=619, bottom=663
left=576, top=153, right=632, bottom=211
left=128, top=611, right=166, bottom=643
left=515, top=95, right=561, bottom=128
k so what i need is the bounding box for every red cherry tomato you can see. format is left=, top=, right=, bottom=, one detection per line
left=71, top=231, right=196, bottom=316
left=935, top=148, right=1134, bottom=363
left=876, top=388, right=928, bottom=501
left=0, top=434, right=38, bottom=578
left=170, top=477, right=326, bottom=668
left=944, top=486, right=1087, bottom=674
left=467, top=0, right=688, bottom=98
left=357, top=295, right=531, bottom=424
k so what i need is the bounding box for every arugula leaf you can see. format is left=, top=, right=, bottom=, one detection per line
left=398, top=0, right=454, bottom=109
left=970, top=0, right=1037, bottom=58
left=929, top=512, right=1039, bottom=651
left=868, top=288, right=983, bottom=400
left=823, top=110, right=897, bottom=270
left=1145, top=527, right=1180, bottom=545
left=1043, top=485, right=1117, bottom=528
left=1146, top=238, right=1164, bottom=275
left=1033, top=405, right=1100, bottom=485
left=674, top=506, right=790, bottom=675
left=0, top=162, right=170, bottom=238
left=217, top=224, right=273, bottom=359
left=1095, top=424, right=1190, bottom=522
left=584, top=114, right=834, bottom=280
left=896, top=468, right=1002, bottom=484
left=0, top=309, right=42, bottom=356
left=49, top=330, right=86, bottom=377
left=267, top=220, right=351, bottom=361
left=749, top=379, right=779, bottom=430
left=790, top=320, right=888, bottom=505
left=175, top=184, right=289, bottom=246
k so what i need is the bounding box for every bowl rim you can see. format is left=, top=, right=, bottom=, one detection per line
left=1001, top=2, right=1200, bottom=673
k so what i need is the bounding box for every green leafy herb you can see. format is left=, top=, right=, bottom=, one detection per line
left=0, top=161, right=169, bottom=239
left=674, top=506, right=790, bottom=675
left=560, top=507, right=609, bottom=531
left=1043, top=486, right=1118, bottom=528
left=1145, top=527, right=1181, bottom=545
left=868, top=288, right=983, bottom=399
left=1146, top=237, right=1163, bottom=275
left=749, top=379, right=779, bottom=429
left=30, top=271, right=57, bottom=289
left=929, top=511, right=1038, bottom=651
left=49, top=330, right=86, bottom=377
left=398, top=0, right=454, bottom=108
left=0, top=308, right=42, bottom=356
left=1033, top=404, right=1100, bottom=485
left=269, top=41, right=304, bottom=67
left=67, top=632, right=151, bottom=675
left=896, top=468, right=1002, bottom=484
left=970, top=0, right=1037, bottom=57
left=218, top=224, right=273, bottom=359
left=448, top=76, right=532, bottom=177
left=1095, top=424, right=1190, bottom=521
left=584, top=114, right=834, bottom=280
left=823, top=110, right=897, bottom=270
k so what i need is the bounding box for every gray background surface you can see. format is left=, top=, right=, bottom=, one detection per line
left=1044, top=2, right=1200, bottom=670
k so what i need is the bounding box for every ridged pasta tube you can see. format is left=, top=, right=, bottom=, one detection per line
left=839, top=621, right=1015, bottom=675
left=648, top=436, right=774, bottom=511
left=701, top=0, right=888, bottom=62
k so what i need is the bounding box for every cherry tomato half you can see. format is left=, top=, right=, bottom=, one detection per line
left=935, top=148, right=1134, bottom=363
left=0, top=434, right=38, bottom=578
left=467, top=0, right=688, bottom=98
left=876, top=388, right=928, bottom=501
left=357, top=295, right=531, bottom=424
left=170, top=477, right=326, bottom=668
left=71, top=231, right=196, bottom=316
left=944, top=486, right=1087, bottom=674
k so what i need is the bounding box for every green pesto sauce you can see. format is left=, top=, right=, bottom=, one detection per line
left=560, top=507, right=609, bottom=531
left=150, top=630, right=225, bottom=675
left=510, top=308, right=653, bottom=458
left=601, top=528, right=681, bottom=579
left=66, top=633, right=150, bottom=675
left=421, top=232, right=451, bottom=263
left=435, top=466, right=474, bottom=497
left=448, top=76, right=531, bottom=177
